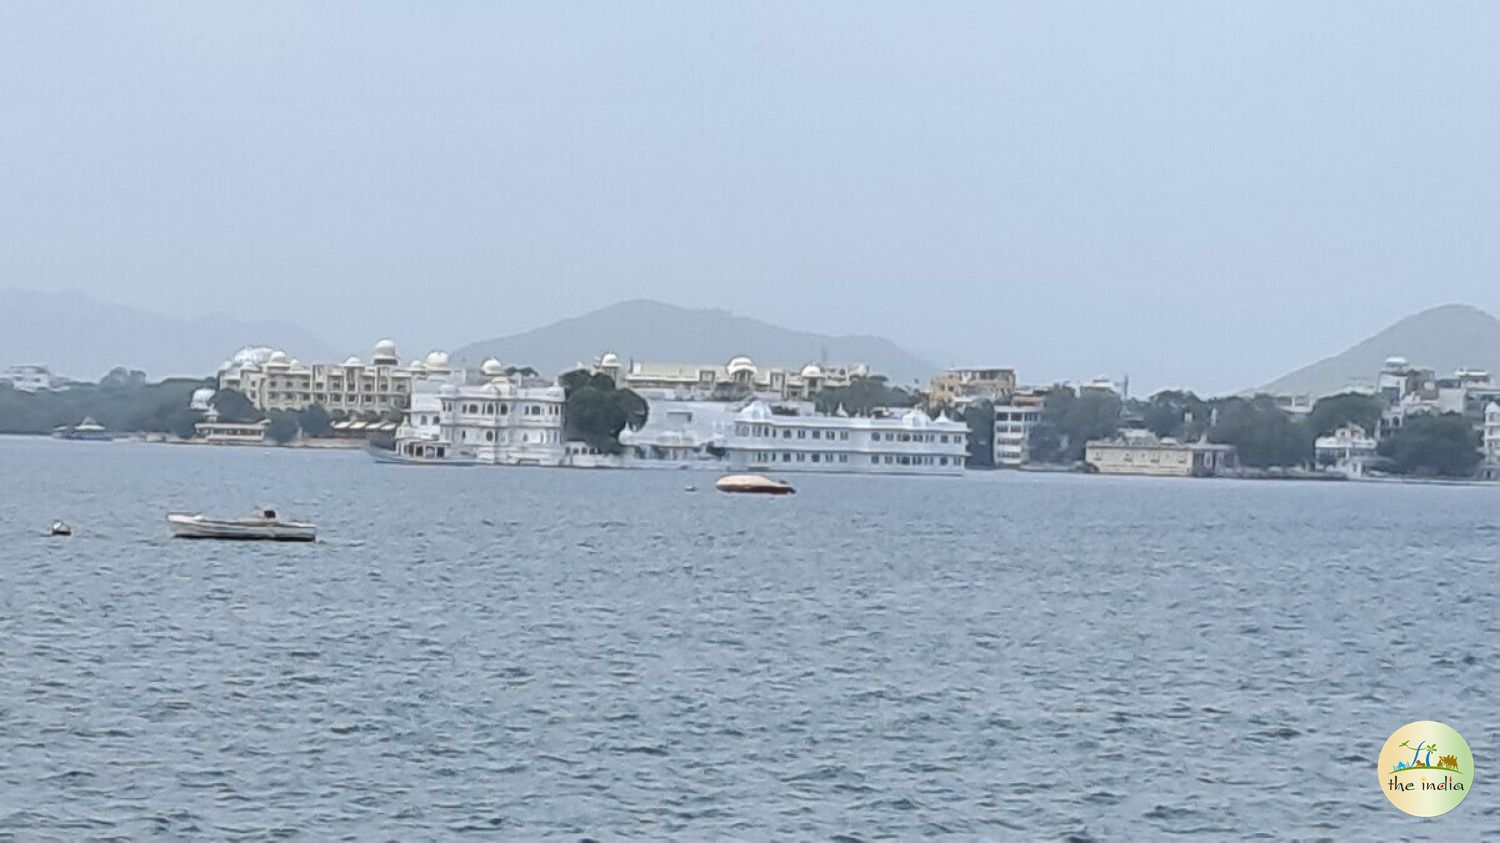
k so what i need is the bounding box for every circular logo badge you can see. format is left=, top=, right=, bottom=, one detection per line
left=1379, top=720, right=1473, bottom=817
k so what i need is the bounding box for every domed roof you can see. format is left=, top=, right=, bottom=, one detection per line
left=1384, top=355, right=1409, bottom=369
left=230, top=346, right=277, bottom=366
left=481, top=358, right=505, bottom=376
left=267, top=350, right=289, bottom=365
left=343, top=356, right=363, bottom=366
left=599, top=352, right=621, bottom=368
left=373, top=339, right=398, bottom=357
left=424, top=350, right=450, bottom=368
left=800, top=363, right=824, bottom=379
left=189, top=387, right=216, bottom=410
left=727, top=355, right=756, bottom=375
left=736, top=400, right=772, bottom=421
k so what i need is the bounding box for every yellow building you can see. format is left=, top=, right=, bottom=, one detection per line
left=930, top=367, right=1016, bottom=406
left=1085, top=432, right=1237, bottom=477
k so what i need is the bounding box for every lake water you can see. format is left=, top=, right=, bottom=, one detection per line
left=1, top=437, right=1497, bottom=839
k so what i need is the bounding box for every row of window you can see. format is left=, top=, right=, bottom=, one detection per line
left=266, top=392, right=396, bottom=404
left=456, top=428, right=560, bottom=444
left=443, top=401, right=561, bottom=417
left=994, top=412, right=1039, bottom=422
left=747, top=451, right=955, bottom=467
left=255, top=378, right=407, bottom=392
left=735, top=424, right=961, bottom=444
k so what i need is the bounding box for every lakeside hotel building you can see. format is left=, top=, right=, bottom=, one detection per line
left=217, top=341, right=440, bottom=414
left=723, top=400, right=968, bottom=476
left=398, top=358, right=567, bottom=466
left=591, top=353, right=871, bottom=402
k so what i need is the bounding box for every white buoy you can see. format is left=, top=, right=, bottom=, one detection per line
left=49, top=521, right=72, bottom=537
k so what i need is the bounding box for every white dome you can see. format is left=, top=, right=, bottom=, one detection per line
left=267, top=350, right=289, bottom=365
left=1384, top=356, right=1409, bottom=369
left=901, top=408, right=932, bottom=427
left=800, top=363, right=824, bottom=379
left=736, top=400, right=772, bottom=421
left=727, top=356, right=756, bottom=375
left=481, top=358, right=505, bottom=376
left=424, top=350, right=450, bottom=368
left=373, top=339, right=398, bottom=357
left=343, top=356, right=363, bottom=366
left=230, top=346, right=277, bottom=366
left=190, top=387, right=216, bottom=410
left=599, top=352, right=621, bottom=368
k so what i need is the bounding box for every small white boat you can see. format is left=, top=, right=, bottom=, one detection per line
left=715, top=474, right=796, bottom=495
left=167, top=510, right=316, bottom=542
left=367, top=441, right=478, bottom=466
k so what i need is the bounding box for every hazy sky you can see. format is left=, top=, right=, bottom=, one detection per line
left=4, top=2, right=1500, bottom=393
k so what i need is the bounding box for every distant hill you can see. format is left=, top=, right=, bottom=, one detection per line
left=1258, top=303, right=1500, bottom=395
left=452, top=299, right=941, bottom=385
left=0, top=287, right=339, bottom=380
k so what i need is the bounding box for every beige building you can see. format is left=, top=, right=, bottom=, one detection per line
left=1085, top=432, right=1237, bottom=477
left=930, top=367, right=1016, bottom=406
left=592, top=353, right=869, bottom=401
left=218, top=342, right=453, bottom=414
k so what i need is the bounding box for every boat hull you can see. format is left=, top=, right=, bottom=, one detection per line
left=715, top=474, right=796, bottom=495
left=367, top=446, right=478, bottom=466
left=167, top=514, right=316, bottom=542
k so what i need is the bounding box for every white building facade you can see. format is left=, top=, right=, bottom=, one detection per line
left=431, top=360, right=567, bottom=466
left=1485, top=402, right=1500, bottom=466
left=0, top=364, right=58, bottom=392
left=992, top=404, right=1041, bottom=466
left=722, top=400, right=967, bottom=476
left=1314, top=423, right=1379, bottom=474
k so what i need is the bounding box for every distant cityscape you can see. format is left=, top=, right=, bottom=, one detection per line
left=4, top=343, right=1499, bottom=482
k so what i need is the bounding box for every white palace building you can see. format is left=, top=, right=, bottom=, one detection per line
left=397, top=358, right=567, bottom=466
left=722, top=400, right=968, bottom=476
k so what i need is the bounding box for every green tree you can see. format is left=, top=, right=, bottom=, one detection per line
left=1376, top=412, right=1482, bottom=477
left=265, top=411, right=300, bottom=444
left=211, top=388, right=262, bottom=423
left=298, top=403, right=332, bottom=437
left=1208, top=396, right=1309, bottom=468
left=813, top=375, right=918, bottom=416
left=1035, top=385, right=1123, bottom=462
left=1141, top=390, right=1211, bottom=440
left=1306, top=391, right=1383, bottom=438
left=961, top=399, right=995, bottom=467
left=559, top=368, right=650, bottom=454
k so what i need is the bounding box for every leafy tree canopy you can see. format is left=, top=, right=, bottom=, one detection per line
left=559, top=368, right=649, bottom=454
left=1376, top=412, right=1482, bottom=477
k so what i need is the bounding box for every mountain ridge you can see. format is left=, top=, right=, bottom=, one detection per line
left=0, top=287, right=340, bottom=379
left=1257, top=303, right=1500, bottom=395
left=452, top=299, right=940, bottom=385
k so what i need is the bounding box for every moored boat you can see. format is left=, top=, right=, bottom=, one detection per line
left=367, top=436, right=477, bottom=466
left=166, top=510, right=316, bottom=542
left=715, top=474, right=796, bottom=495
left=52, top=417, right=114, bottom=441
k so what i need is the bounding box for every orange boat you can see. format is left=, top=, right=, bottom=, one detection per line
left=714, top=474, right=796, bottom=495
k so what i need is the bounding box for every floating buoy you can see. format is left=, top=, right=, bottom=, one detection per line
left=684, top=484, right=697, bottom=493
left=49, top=521, right=72, bottom=537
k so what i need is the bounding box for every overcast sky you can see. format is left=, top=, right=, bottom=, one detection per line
left=4, top=2, right=1499, bottom=393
